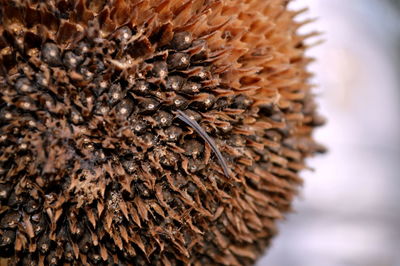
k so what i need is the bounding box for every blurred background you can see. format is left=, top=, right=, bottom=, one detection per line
left=258, top=0, right=400, bottom=266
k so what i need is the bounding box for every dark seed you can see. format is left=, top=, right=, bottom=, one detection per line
left=33, top=217, right=46, bottom=235
left=115, top=26, right=132, bottom=42
left=165, top=126, right=183, bottom=142
left=122, top=159, right=137, bottom=174
left=166, top=75, right=184, bottom=91
left=15, top=78, right=35, bottom=93
left=130, top=119, right=147, bottom=133
left=182, top=110, right=202, bottom=122
left=191, top=93, right=216, bottom=110
left=167, top=52, right=190, bottom=69
left=0, top=211, right=21, bottom=228
left=41, top=42, right=62, bottom=66
left=214, top=97, right=232, bottom=109
left=79, top=66, right=94, bottom=80
left=0, top=230, right=15, bottom=247
left=115, top=99, right=134, bottom=118
left=93, top=78, right=108, bottom=96
left=132, top=80, right=150, bottom=94
left=160, top=151, right=179, bottom=167
left=171, top=95, right=188, bottom=109
left=151, top=61, right=168, bottom=79
left=38, top=235, right=51, bottom=254
left=138, top=97, right=159, bottom=113
left=171, top=32, right=193, bottom=50
left=62, top=51, right=83, bottom=69
left=183, top=140, right=204, bottom=158
left=35, top=72, right=49, bottom=87
left=24, top=199, right=40, bottom=214
left=70, top=108, right=84, bottom=124
left=231, top=94, right=253, bottom=109
left=0, top=183, right=12, bottom=200
left=94, top=101, right=110, bottom=115
left=140, top=133, right=157, bottom=147
left=108, top=84, right=124, bottom=105
left=154, top=111, right=173, bottom=127
left=92, top=58, right=106, bottom=73
left=191, top=39, right=208, bottom=61
left=7, top=192, right=23, bottom=208
left=64, top=242, right=74, bottom=262
left=47, top=250, right=58, bottom=266
left=181, top=81, right=201, bottom=94
left=75, top=41, right=90, bottom=55
left=78, top=234, right=91, bottom=254
left=89, top=252, right=102, bottom=264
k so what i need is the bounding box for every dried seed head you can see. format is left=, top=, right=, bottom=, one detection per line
left=0, top=0, right=322, bottom=264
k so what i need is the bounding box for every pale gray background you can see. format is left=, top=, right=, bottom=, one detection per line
left=258, top=0, right=400, bottom=265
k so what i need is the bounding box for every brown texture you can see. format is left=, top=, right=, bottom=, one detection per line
left=0, top=0, right=324, bottom=265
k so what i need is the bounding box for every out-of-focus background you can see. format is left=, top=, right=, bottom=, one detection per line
left=258, top=0, right=400, bottom=266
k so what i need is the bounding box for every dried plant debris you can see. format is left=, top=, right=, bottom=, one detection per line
left=0, top=0, right=324, bottom=265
